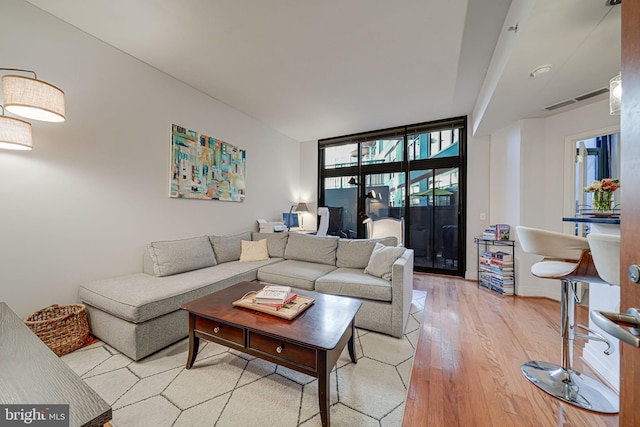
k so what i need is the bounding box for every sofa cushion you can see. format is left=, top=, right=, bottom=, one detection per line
left=336, top=237, right=398, bottom=269
left=364, top=242, right=406, bottom=281
left=315, top=268, right=392, bottom=302
left=210, top=231, right=252, bottom=264
left=252, top=232, right=289, bottom=258
left=79, top=258, right=283, bottom=323
left=239, top=239, right=269, bottom=262
left=146, top=236, right=216, bottom=277
left=284, top=233, right=339, bottom=266
left=257, top=259, right=337, bottom=290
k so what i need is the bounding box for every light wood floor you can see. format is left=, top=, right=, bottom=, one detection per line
left=403, top=274, right=619, bottom=427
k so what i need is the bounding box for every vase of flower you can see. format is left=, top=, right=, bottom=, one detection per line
left=585, top=178, right=620, bottom=214
left=592, top=190, right=613, bottom=213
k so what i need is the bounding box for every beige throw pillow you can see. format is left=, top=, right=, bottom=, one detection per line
left=364, top=242, right=405, bottom=281
left=239, top=239, right=269, bottom=262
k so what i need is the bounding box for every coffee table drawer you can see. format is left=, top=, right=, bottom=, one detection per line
left=248, top=331, right=317, bottom=370
left=195, top=317, right=243, bottom=346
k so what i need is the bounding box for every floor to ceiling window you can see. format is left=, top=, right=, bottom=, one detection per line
left=318, top=117, right=466, bottom=276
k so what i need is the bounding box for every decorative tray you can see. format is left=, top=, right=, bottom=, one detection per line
left=232, top=292, right=315, bottom=320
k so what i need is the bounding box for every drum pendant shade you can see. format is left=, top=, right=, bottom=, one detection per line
left=0, top=115, right=32, bottom=150
left=2, top=75, right=65, bottom=122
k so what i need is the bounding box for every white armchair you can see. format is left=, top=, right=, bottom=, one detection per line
left=364, top=217, right=404, bottom=246
left=316, top=207, right=329, bottom=236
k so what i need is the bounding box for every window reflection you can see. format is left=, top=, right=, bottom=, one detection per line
left=361, top=138, right=403, bottom=165
left=408, top=129, right=459, bottom=160
left=323, top=144, right=358, bottom=169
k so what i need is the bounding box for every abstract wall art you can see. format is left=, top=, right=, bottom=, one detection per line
left=170, top=124, right=246, bottom=202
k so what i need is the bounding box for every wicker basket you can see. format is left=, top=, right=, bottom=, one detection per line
left=24, top=304, right=90, bottom=357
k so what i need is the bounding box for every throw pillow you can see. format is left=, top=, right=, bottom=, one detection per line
left=364, top=242, right=406, bottom=281
left=283, top=233, right=339, bottom=266
left=210, top=231, right=252, bottom=264
left=336, top=236, right=399, bottom=269
left=251, top=232, right=289, bottom=258
left=239, top=239, right=269, bottom=262
left=147, top=236, right=217, bottom=277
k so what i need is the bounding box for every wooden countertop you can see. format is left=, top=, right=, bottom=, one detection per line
left=563, top=216, right=621, bottom=225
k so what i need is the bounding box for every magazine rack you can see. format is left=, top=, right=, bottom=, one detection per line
left=475, top=237, right=516, bottom=295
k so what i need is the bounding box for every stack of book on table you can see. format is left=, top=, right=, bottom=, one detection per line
left=482, top=227, right=496, bottom=240
left=253, top=285, right=297, bottom=311
left=232, top=285, right=315, bottom=320
left=481, top=224, right=510, bottom=240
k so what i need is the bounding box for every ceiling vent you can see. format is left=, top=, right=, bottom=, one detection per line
left=544, top=87, right=609, bottom=111
left=575, top=87, right=610, bottom=101
left=545, top=99, right=576, bottom=111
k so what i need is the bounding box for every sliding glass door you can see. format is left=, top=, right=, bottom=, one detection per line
left=318, top=117, right=466, bottom=277
left=364, top=171, right=406, bottom=229
left=323, top=176, right=358, bottom=238
left=407, top=167, right=459, bottom=270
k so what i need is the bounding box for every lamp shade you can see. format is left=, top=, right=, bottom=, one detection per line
left=0, top=115, right=33, bottom=150
left=2, top=75, right=65, bottom=122
left=610, top=73, right=621, bottom=115
left=295, top=202, right=309, bottom=212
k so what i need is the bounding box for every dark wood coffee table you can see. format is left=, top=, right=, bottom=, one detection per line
left=181, top=281, right=361, bottom=427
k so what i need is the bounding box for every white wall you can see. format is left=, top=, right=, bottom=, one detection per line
left=489, top=122, right=522, bottom=236
left=0, top=0, right=302, bottom=317
left=465, top=131, right=491, bottom=280
left=491, top=99, right=620, bottom=298
left=298, top=140, right=319, bottom=231
left=460, top=122, right=521, bottom=285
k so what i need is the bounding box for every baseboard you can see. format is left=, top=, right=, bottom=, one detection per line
left=514, top=284, right=556, bottom=298
left=583, top=342, right=620, bottom=393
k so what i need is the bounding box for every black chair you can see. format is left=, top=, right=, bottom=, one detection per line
left=326, top=206, right=345, bottom=237
left=441, top=225, right=458, bottom=266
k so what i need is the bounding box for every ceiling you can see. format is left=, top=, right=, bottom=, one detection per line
left=25, top=0, right=621, bottom=142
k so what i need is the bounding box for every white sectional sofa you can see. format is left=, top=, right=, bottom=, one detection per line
left=79, top=231, right=414, bottom=360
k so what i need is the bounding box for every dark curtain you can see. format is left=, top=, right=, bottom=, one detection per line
left=598, top=135, right=612, bottom=178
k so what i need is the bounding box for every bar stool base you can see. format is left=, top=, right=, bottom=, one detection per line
left=521, top=360, right=619, bottom=414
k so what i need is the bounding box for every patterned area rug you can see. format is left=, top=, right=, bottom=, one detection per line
left=62, top=291, right=426, bottom=427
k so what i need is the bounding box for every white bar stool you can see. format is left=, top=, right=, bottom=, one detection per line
left=589, top=231, right=640, bottom=350
left=587, top=233, right=620, bottom=286
left=516, top=226, right=619, bottom=413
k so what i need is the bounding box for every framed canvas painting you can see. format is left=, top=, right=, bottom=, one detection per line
left=170, top=124, right=246, bottom=202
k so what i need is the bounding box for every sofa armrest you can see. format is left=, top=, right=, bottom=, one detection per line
left=390, top=248, right=414, bottom=337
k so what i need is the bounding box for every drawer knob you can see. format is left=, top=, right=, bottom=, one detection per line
left=213, top=326, right=221, bottom=333
left=276, top=344, right=284, bottom=354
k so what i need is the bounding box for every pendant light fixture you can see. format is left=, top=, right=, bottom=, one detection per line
left=0, top=106, right=32, bottom=150
left=609, top=73, right=621, bottom=115
left=2, top=70, right=65, bottom=122
left=0, top=68, right=65, bottom=150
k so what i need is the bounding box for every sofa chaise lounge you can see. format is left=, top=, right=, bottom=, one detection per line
left=78, top=231, right=414, bottom=360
